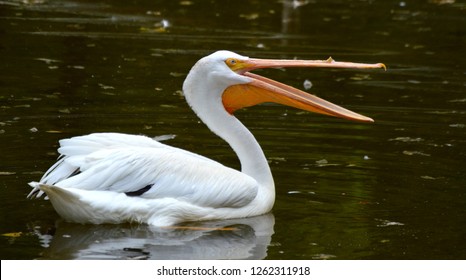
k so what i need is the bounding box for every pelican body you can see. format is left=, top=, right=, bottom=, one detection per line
left=29, top=51, right=384, bottom=226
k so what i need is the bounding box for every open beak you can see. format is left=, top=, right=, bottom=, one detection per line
left=222, top=57, right=386, bottom=122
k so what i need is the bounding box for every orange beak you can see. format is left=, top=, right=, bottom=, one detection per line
left=222, top=57, right=386, bottom=122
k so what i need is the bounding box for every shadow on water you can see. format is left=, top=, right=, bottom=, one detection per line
left=1, top=0, right=465, bottom=259
left=31, top=214, right=274, bottom=260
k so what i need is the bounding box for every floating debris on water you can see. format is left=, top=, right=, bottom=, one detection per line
left=2, top=232, right=22, bottom=238
left=67, top=65, right=85, bottom=70
left=449, top=123, right=465, bottom=128
left=287, top=191, right=301, bottom=194
left=403, top=150, right=431, bottom=156
left=389, top=137, right=424, bottom=142
left=312, top=253, right=336, bottom=260
left=376, top=219, right=405, bottom=227
left=303, top=79, right=313, bottom=90
left=0, top=171, right=16, bottom=176
left=58, top=108, right=71, bottom=114
left=269, top=157, right=286, bottom=163
left=240, top=13, right=259, bottom=20
left=153, top=134, right=176, bottom=142
left=315, top=159, right=340, bottom=167
left=35, top=58, right=60, bottom=64
left=99, top=83, right=115, bottom=90
left=316, top=159, right=328, bottom=165
left=421, top=175, right=437, bottom=180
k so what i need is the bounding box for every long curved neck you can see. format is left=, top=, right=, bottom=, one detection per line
left=204, top=104, right=274, bottom=188
left=184, top=92, right=273, bottom=188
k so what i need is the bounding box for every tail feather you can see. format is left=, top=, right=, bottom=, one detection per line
left=30, top=184, right=148, bottom=224
left=29, top=184, right=99, bottom=224
left=28, top=181, right=46, bottom=199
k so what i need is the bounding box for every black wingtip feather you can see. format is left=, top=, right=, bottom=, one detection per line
left=125, top=184, right=154, bottom=197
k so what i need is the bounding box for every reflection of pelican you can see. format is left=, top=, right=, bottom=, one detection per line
left=36, top=214, right=275, bottom=260
left=29, top=51, right=384, bottom=226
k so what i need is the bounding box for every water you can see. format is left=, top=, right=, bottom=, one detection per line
left=1, top=0, right=465, bottom=259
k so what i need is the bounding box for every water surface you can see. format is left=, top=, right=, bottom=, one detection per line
left=1, top=0, right=465, bottom=259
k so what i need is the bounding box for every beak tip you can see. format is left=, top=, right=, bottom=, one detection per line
left=378, top=63, right=387, bottom=71
left=351, top=115, right=374, bottom=123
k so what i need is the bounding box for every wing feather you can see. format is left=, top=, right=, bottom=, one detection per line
left=31, top=133, right=258, bottom=208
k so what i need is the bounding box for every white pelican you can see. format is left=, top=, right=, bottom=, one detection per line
left=28, top=51, right=385, bottom=226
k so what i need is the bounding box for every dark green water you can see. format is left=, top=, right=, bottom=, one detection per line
left=1, top=0, right=465, bottom=259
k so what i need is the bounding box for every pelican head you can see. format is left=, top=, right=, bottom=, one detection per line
left=183, top=50, right=385, bottom=124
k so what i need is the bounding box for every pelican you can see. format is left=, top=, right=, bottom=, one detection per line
left=28, top=51, right=385, bottom=226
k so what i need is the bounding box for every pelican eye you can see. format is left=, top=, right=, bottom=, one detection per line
left=225, top=58, right=244, bottom=72
left=225, top=58, right=237, bottom=67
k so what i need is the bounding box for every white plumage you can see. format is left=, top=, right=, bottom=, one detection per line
left=29, top=132, right=264, bottom=226
left=29, top=50, right=384, bottom=226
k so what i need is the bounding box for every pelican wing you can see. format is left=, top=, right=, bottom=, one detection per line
left=30, top=133, right=258, bottom=209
